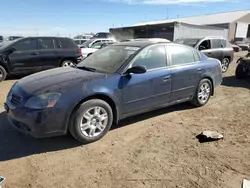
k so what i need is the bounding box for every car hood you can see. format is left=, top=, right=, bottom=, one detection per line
left=16, top=67, right=106, bottom=94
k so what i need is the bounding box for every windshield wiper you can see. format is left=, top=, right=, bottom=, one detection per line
left=77, top=66, right=96, bottom=72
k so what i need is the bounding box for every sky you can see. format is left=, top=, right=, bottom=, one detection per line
left=0, top=0, right=249, bottom=37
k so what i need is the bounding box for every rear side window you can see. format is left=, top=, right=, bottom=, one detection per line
left=169, top=45, right=195, bottom=65
left=193, top=51, right=201, bottom=61
left=55, top=38, right=77, bottom=49
left=14, top=39, right=37, bottom=51
left=211, top=39, right=222, bottom=49
left=38, top=38, right=54, bottom=50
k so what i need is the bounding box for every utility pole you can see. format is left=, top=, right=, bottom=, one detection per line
left=166, top=8, right=169, bottom=19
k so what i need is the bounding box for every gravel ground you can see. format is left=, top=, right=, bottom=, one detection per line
left=0, top=52, right=250, bottom=188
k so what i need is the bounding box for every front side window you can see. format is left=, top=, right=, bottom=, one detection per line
left=131, top=45, right=167, bottom=70
left=169, top=45, right=195, bottom=66
left=77, top=45, right=139, bottom=73
left=14, top=39, right=37, bottom=51
left=198, top=40, right=211, bottom=51
left=38, top=38, right=54, bottom=50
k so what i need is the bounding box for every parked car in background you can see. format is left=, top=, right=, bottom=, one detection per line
left=73, top=39, right=89, bottom=48
left=0, top=36, right=81, bottom=81
left=231, top=43, right=242, bottom=52
left=234, top=41, right=250, bottom=51
left=91, top=32, right=114, bottom=39
left=81, top=38, right=116, bottom=57
left=7, top=36, right=24, bottom=41
left=5, top=40, right=222, bottom=144
left=175, top=37, right=234, bottom=73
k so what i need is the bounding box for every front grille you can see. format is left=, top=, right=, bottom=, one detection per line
left=10, top=93, right=22, bottom=106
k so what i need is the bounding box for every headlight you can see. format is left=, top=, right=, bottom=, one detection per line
left=25, top=93, right=61, bottom=109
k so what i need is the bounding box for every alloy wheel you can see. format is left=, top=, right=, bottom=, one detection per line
left=80, top=106, right=109, bottom=138
left=198, top=82, right=211, bottom=104
left=63, top=61, right=75, bottom=67
left=221, top=59, right=229, bottom=72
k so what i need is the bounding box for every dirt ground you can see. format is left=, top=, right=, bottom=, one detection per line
left=0, top=52, right=250, bottom=188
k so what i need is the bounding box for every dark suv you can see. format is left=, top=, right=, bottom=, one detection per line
left=175, top=37, right=234, bottom=73
left=0, top=37, right=82, bottom=81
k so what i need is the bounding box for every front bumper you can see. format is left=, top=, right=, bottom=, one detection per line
left=4, top=103, right=68, bottom=138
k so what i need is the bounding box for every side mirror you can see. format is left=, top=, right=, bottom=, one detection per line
left=125, top=66, right=147, bottom=75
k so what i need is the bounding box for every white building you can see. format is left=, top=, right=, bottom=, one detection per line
left=110, top=10, right=250, bottom=42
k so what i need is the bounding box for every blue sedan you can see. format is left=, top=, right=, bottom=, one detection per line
left=4, top=40, right=223, bottom=143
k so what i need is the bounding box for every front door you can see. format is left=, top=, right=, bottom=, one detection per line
left=167, top=45, right=201, bottom=103
left=9, top=38, right=41, bottom=72
left=37, top=38, right=57, bottom=70
left=120, top=45, right=171, bottom=116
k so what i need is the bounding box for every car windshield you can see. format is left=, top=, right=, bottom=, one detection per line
left=74, top=40, right=81, bottom=45
left=175, top=38, right=200, bottom=47
left=77, top=45, right=140, bottom=73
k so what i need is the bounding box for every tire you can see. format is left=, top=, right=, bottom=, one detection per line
left=221, top=58, right=230, bottom=73
left=69, top=99, right=113, bottom=144
left=191, top=79, right=212, bottom=107
left=87, top=53, right=92, bottom=57
left=0, top=65, right=7, bottom=82
left=236, top=63, right=249, bottom=79
left=61, top=60, right=76, bottom=67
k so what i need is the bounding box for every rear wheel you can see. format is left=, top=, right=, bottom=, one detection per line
left=236, top=62, right=249, bottom=79
left=69, top=99, right=113, bottom=144
left=221, top=58, right=230, bottom=73
left=191, top=79, right=212, bottom=107
left=0, top=66, right=7, bottom=82
left=61, top=60, right=75, bottom=67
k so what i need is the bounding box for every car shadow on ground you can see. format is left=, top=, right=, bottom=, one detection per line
left=222, top=75, right=250, bottom=89
left=0, top=103, right=194, bottom=161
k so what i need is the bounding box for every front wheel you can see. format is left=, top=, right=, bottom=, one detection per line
left=191, top=79, right=212, bottom=107
left=221, top=58, right=230, bottom=73
left=69, top=99, right=113, bottom=144
left=0, top=65, right=7, bottom=82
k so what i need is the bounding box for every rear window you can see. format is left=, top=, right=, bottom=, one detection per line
left=0, top=36, right=3, bottom=41
left=211, top=39, right=222, bottom=49
left=55, top=38, right=78, bottom=49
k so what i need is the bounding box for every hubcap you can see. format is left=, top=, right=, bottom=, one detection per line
left=198, top=82, right=211, bottom=104
left=80, top=106, right=108, bottom=138
left=221, top=59, right=229, bottom=72
left=63, top=61, right=75, bottom=67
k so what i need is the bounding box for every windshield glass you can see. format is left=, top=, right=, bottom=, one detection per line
left=77, top=45, right=140, bottom=73
left=175, top=38, right=200, bottom=47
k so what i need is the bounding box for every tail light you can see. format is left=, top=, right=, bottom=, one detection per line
left=79, top=48, right=82, bottom=57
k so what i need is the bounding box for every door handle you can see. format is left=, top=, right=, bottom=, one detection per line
left=198, top=68, right=202, bottom=72
left=30, top=52, right=38, bottom=55
left=207, top=52, right=212, bottom=55
left=163, top=75, right=171, bottom=81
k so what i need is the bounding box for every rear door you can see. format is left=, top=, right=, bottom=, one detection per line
left=8, top=38, right=41, bottom=72
left=167, top=44, right=202, bottom=103
left=37, top=38, right=57, bottom=70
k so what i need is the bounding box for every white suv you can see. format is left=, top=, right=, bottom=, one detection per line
left=81, top=38, right=116, bottom=58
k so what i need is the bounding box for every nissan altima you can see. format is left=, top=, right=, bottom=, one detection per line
left=4, top=40, right=223, bottom=144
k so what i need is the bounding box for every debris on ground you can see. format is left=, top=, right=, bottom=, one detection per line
left=196, top=130, right=224, bottom=143
left=242, top=179, right=250, bottom=188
